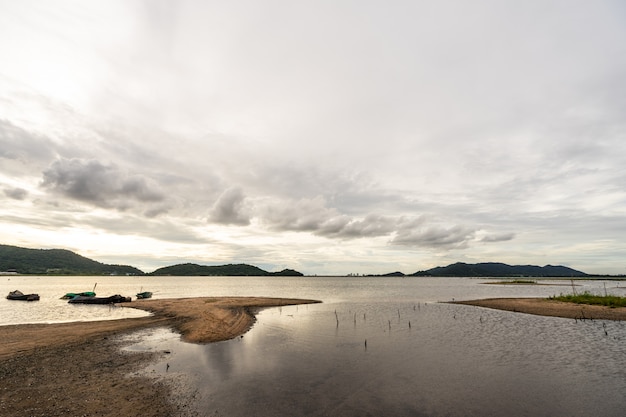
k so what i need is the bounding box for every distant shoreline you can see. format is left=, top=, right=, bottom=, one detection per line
left=452, top=297, right=626, bottom=321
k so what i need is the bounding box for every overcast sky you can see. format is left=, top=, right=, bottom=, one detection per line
left=1, top=0, right=625, bottom=275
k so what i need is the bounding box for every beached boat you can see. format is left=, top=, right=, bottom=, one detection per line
left=68, top=294, right=131, bottom=304
left=6, top=290, right=40, bottom=301
left=136, top=291, right=152, bottom=299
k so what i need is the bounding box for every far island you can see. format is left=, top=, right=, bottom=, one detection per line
left=148, top=263, right=303, bottom=276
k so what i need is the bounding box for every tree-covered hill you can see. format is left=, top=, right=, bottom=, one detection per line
left=410, top=262, right=587, bottom=277
left=0, top=244, right=143, bottom=275
left=149, top=263, right=303, bottom=276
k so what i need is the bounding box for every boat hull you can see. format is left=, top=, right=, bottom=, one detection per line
left=6, top=290, right=40, bottom=301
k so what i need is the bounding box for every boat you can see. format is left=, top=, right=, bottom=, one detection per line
left=136, top=291, right=152, bottom=299
left=61, top=283, right=97, bottom=299
left=60, top=291, right=96, bottom=299
left=68, top=294, right=131, bottom=304
left=6, top=290, right=40, bottom=301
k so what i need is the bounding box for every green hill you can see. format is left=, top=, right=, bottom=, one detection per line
left=0, top=244, right=143, bottom=275
left=149, top=263, right=303, bottom=276
left=410, top=262, right=587, bottom=277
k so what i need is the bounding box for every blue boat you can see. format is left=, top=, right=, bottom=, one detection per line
left=136, top=291, right=153, bottom=299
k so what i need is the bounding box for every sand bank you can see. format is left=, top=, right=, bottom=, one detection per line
left=453, top=297, right=626, bottom=321
left=0, top=296, right=320, bottom=417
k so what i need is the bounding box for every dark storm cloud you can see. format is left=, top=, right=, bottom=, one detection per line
left=209, top=187, right=250, bottom=225
left=41, top=158, right=165, bottom=210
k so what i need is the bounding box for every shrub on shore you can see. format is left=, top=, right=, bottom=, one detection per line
left=550, top=292, right=626, bottom=308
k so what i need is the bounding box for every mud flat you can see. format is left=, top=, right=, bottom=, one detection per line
left=0, top=297, right=320, bottom=417
left=453, top=297, right=626, bottom=321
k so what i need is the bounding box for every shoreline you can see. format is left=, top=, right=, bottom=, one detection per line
left=453, top=297, right=626, bottom=321
left=0, top=296, right=320, bottom=416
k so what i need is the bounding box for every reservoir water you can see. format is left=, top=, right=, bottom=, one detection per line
left=2, top=276, right=626, bottom=416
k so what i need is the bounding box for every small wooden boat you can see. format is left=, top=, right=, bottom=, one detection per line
left=136, top=291, right=152, bottom=299
left=68, top=294, right=131, bottom=304
left=6, top=290, right=40, bottom=301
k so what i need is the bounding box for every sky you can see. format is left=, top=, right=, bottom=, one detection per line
left=1, top=0, right=625, bottom=275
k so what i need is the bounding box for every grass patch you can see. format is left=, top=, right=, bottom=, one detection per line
left=490, top=279, right=538, bottom=285
left=549, top=292, right=626, bottom=308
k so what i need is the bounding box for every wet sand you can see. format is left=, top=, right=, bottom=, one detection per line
left=0, top=297, right=320, bottom=417
left=453, top=297, right=626, bottom=321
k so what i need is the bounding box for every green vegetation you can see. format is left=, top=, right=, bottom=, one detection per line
left=410, top=262, right=587, bottom=277
left=0, top=244, right=142, bottom=275
left=549, top=292, right=626, bottom=308
left=491, top=279, right=538, bottom=285
left=0, top=244, right=303, bottom=276
left=149, top=263, right=303, bottom=276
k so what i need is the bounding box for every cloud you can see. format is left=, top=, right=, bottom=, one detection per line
left=257, top=196, right=401, bottom=239
left=391, top=225, right=477, bottom=250
left=259, top=196, right=343, bottom=233
left=480, top=232, right=515, bottom=243
left=0, top=1, right=625, bottom=274
left=41, top=158, right=166, bottom=211
left=3, top=187, right=28, bottom=200
left=0, top=119, right=56, bottom=175
left=209, top=187, right=250, bottom=225
left=257, top=196, right=475, bottom=251
left=320, top=214, right=400, bottom=239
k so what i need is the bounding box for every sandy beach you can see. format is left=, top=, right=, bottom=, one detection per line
left=453, top=297, right=626, bottom=321
left=0, top=297, right=320, bottom=417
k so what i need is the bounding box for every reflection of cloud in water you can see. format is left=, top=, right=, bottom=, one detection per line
left=132, top=300, right=626, bottom=417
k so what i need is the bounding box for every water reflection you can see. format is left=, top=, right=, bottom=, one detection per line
left=132, top=301, right=626, bottom=417
left=4, top=276, right=626, bottom=415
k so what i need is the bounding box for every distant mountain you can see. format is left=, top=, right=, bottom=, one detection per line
left=381, top=271, right=406, bottom=277
left=410, top=262, right=587, bottom=277
left=149, top=263, right=303, bottom=276
left=0, top=244, right=143, bottom=275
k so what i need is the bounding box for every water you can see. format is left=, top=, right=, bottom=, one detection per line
left=3, top=276, right=626, bottom=415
